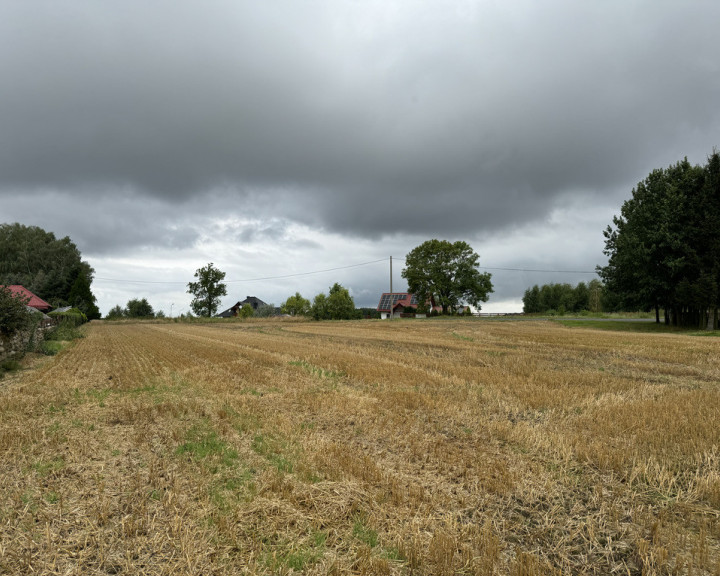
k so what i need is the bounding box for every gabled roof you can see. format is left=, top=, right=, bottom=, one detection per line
left=1, top=285, right=52, bottom=311
left=216, top=296, right=270, bottom=317
left=239, top=296, right=267, bottom=310
left=377, top=293, right=418, bottom=312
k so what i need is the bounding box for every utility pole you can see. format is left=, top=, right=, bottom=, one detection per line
left=389, top=256, right=393, bottom=320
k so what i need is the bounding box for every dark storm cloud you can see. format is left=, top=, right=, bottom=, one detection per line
left=1, top=0, right=719, bottom=245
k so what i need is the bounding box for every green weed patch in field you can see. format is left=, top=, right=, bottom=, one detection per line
left=251, top=433, right=296, bottom=473
left=555, top=318, right=688, bottom=333
left=451, top=331, right=474, bottom=341
left=32, top=456, right=65, bottom=478
left=289, top=359, right=345, bottom=381
left=0, top=358, right=21, bottom=378
left=176, top=422, right=238, bottom=471
left=261, top=533, right=326, bottom=573
left=353, top=517, right=379, bottom=548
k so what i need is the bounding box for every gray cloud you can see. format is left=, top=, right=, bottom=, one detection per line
left=1, top=1, right=719, bottom=313
left=2, top=0, right=718, bottom=246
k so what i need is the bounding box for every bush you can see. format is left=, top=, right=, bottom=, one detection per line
left=0, top=358, right=22, bottom=379
left=0, top=287, right=31, bottom=336
left=45, top=320, right=85, bottom=342
left=48, top=308, right=87, bottom=326
left=40, top=340, right=64, bottom=356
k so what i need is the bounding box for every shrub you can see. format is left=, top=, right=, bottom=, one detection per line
left=0, top=287, right=31, bottom=336
left=48, top=308, right=87, bottom=326
left=45, top=320, right=84, bottom=342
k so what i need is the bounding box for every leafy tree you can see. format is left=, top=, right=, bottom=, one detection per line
left=281, top=292, right=311, bottom=316
left=126, top=298, right=154, bottom=318
left=310, top=284, right=358, bottom=320
left=599, top=153, right=720, bottom=327
left=310, top=293, right=329, bottom=320
left=0, top=223, right=98, bottom=312
left=187, top=263, right=227, bottom=317
left=238, top=303, right=254, bottom=318
left=327, top=283, right=357, bottom=319
left=0, top=286, right=31, bottom=336
left=106, top=305, right=126, bottom=319
left=402, top=239, right=493, bottom=314
left=522, top=285, right=541, bottom=313
left=254, top=303, right=276, bottom=318
left=68, top=268, right=101, bottom=319
left=523, top=281, right=598, bottom=314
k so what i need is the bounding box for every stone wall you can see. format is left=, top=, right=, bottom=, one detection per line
left=0, top=321, right=52, bottom=363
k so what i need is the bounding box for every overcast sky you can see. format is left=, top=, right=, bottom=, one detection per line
left=1, top=0, right=718, bottom=315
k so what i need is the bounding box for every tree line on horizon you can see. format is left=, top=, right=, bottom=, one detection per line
left=522, top=280, right=604, bottom=315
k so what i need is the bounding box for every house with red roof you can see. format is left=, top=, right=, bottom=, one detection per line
left=1, top=285, right=52, bottom=312
left=376, top=292, right=443, bottom=319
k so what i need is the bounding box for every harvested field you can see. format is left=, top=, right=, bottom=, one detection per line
left=1, top=318, right=719, bottom=575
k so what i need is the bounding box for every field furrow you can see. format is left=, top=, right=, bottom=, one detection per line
left=1, top=318, right=718, bottom=575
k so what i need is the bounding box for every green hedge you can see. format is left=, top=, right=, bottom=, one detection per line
left=48, top=308, right=87, bottom=326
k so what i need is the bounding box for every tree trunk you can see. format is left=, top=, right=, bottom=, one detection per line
left=655, top=303, right=660, bottom=324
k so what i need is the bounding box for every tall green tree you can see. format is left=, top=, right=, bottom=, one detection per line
left=310, top=284, right=358, bottom=320
left=68, top=268, right=101, bottom=319
left=327, top=283, right=357, bottom=319
left=106, top=305, right=125, bottom=319
left=402, top=239, right=493, bottom=314
left=187, top=263, right=227, bottom=317
left=599, top=152, right=720, bottom=327
left=281, top=292, right=311, bottom=316
left=125, top=298, right=155, bottom=318
left=310, top=293, right=329, bottom=320
left=0, top=223, right=97, bottom=310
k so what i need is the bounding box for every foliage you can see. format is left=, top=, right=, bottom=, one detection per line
left=0, top=223, right=99, bottom=316
left=187, top=263, right=227, bottom=318
left=45, top=319, right=85, bottom=343
left=599, top=151, right=720, bottom=327
left=281, top=292, right=311, bottom=316
left=0, top=286, right=31, bottom=336
left=402, top=239, right=493, bottom=314
left=238, top=304, right=254, bottom=318
left=522, top=282, right=601, bottom=314
left=48, top=308, right=87, bottom=326
left=125, top=298, right=155, bottom=318
left=311, top=283, right=358, bottom=320
left=310, top=293, right=328, bottom=321
left=67, top=268, right=101, bottom=319
left=254, top=303, right=276, bottom=318
left=106, top=305, right=125, bottom=320
left=357, top=307, right=381, bottom=319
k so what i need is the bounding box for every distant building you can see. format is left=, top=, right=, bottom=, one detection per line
left=216, top=296, right=268, bottom=318
left=376, top=293, right=418, bottom=319
left=1, top=285, right=52, bottom=312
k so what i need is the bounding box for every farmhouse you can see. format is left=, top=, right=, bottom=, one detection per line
left=377, top=292, right=419, bottom=319
left=0, top=285, right=52, bottom=312
left=376, top=292, right=447, bottom=318
left=217, top=296, right=268, bottom=318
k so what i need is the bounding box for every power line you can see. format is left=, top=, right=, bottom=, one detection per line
left=93, top=258, right=387, bottom=285
left=480, top=266, right=598, bottom=274
left=93, top=258, right=597, bottom=287
left=391, top=257, right=597, bottom=275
